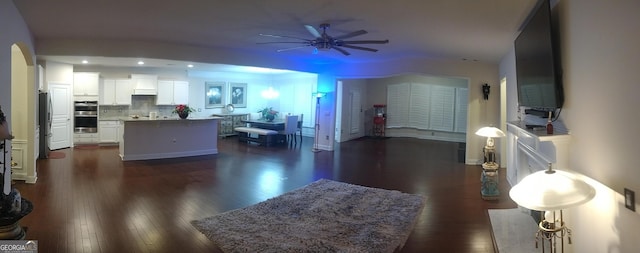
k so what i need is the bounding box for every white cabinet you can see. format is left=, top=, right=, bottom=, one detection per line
left=130, top=74, right=158, bottom=95
left=100, top=79, right=133, bottom=105
left=506, top=121, right=570, bottom=187
left=156, top=80, right=189, bottom=105
left=74, top=133, right=99, bottom=144
left=99, top=120, right=121, bottom=143
left=38, top=65, right=44, bottom=91
left=173, top=81, right=189, bottom=104
left=73, top=72, right=100, bottom=96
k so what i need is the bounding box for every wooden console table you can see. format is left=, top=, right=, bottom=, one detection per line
left=212, top=113, right=248, bottom=137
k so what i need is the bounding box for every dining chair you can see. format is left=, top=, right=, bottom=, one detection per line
left=279, top=115, right=298, bottom=145
left=296, top=114, right=303, bottom=143
left=279, top=112, right=292, bottom=120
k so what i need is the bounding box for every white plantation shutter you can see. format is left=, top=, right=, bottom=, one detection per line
left=386, top=83, right=467, bottom=133
left=428, top=85, right=455, bottom=132
left=454, top=88, right=468, bottom=133
left=408, top=83, right=430, bottom=129
left=386, top=83, right=410, bottom=127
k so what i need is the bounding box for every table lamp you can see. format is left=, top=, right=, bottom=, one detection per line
left=509, top=164, right=596, bottom=253
left=475, top=126, right=505, bottom=200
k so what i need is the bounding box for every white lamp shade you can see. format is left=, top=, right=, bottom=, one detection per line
left=509, top=169, right=596, bottom=211
left=475, top=126, right=506, bottom=138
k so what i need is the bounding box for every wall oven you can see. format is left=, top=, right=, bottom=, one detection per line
left=74, top=101, right=98, bottom=133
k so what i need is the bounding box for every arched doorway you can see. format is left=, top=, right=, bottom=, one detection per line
left=10, top=43, right=37, bottom=184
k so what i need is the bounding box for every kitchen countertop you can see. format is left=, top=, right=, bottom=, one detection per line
left=101, top=116, right=223, bottom=122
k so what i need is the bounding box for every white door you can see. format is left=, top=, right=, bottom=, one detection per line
left=49, top=83, right=72, bottom=150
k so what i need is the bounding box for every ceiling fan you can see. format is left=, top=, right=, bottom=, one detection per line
left=258, top=23, right=389, bottom=56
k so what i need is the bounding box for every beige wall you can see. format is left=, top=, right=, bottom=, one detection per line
left=0, top=1, right=36, bottom=123
left=1, top=1, right=37, bottom=188
left=560, top=0, right=640, bottom=252
left=11, top=45, right=28, bottom=139
left=501, top=1, right=640, bottom=252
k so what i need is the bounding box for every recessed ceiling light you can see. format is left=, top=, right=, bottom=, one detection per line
left=187, top=64, right=194, bottom=68
left=81, top=60, right=88, bottom=64
left=137, top=61, right=145, bottom=65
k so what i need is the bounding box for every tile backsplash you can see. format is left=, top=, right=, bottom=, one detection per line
left=99, top=95, right=175, bottom=118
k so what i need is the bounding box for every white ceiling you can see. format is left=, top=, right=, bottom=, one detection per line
left=14, top=0, right=538, bottom=72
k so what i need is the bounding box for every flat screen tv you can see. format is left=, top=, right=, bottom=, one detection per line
left=515, top=0, right=563, bottom=110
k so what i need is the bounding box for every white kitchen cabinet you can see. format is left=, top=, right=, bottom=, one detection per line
left=73, top=72, right=100, bottom=96
left=156, top=80, right=189, bottom=105
left=74, top=133, right=99, bottom=144
left=38, top=65, right=44, bottom=91
left=100, top=79, right=133, bottom=105
left=99, top=120, right=120, bottom=143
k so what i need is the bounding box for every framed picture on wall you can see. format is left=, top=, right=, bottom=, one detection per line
left=205, top=81, right=225, bottom=108
left=229, top=82, right=247, bottom=108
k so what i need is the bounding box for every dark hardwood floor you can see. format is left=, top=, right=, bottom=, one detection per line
left=15, top=136, right=516, bottom=252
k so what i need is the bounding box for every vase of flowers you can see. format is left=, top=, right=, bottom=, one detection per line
left=173, top=104, right=194, bottom=119
left=258, top=107, right=278, bottom=122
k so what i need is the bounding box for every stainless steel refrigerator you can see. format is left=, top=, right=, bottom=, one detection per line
left=38, top=92, right=51, bottom=159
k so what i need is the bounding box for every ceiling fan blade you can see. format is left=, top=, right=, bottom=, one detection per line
left=340, top=44, right=379, bottom=52
left=333, top=30, right=367, bottom=40
left=257, top=41, right=310, bottom=44
left=276, top=45, right=312, bottom=52
left=332, top=46, right=351, bottom=56
left=341, top=40, right=389, bottom=44
left=304, top=25, right=322, bottom=38
left=259, top=33, right=310, bottom=41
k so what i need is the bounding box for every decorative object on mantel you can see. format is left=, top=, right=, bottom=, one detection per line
left=258, top=107, right=278, bottom=122
left=546, top=111, right=554, bottom=134
left=475, top=126, right=506, bottom=200
left=173, top=104, right=194, bottom=119
left=509, top=164, right=596, bottom=253
left=0, top=106, right=33, bottom=239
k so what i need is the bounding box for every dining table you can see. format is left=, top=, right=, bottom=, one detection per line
left=242, top=119, right=286, bottom=131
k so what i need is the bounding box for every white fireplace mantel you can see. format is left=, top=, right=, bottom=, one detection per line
left=506, top=121, right=571, bottom=186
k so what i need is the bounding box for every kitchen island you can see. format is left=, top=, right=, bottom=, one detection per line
left=119, top=117, right=221, bottom=161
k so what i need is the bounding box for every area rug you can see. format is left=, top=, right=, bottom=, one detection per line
left=192, top=179, right=426, bottom=252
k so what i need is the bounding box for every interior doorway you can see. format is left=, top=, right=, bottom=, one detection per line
left=500, top=77, right=507, bottom=167
left=10, top=43, right=37, bottom=183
